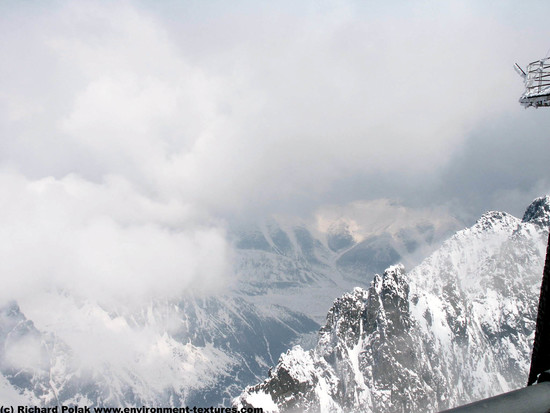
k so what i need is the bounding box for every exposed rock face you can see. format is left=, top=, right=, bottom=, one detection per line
left=235, top=197, right=550, bottom=413
left=523, top=195, right=550, bottom=228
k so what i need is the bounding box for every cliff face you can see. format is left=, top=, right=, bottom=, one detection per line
left=235, top=197, right=550, bottom=412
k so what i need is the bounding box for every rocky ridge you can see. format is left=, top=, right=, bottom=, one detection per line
left=235, top=196, right=550, bottom=412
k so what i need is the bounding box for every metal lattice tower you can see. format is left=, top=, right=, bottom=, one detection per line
left=517, top=58, right=550, bottom=108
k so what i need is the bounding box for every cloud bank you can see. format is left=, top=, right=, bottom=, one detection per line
left=3, top=1, right=547, bottom=213
left=0, top=171, right=230, bottom=307
left=1, top=0, right=550, bottom=309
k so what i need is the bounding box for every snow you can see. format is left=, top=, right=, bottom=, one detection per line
left=243, top=391, right=280, bottom=413
left=346, top=318, right=370, bottom=407
left=0, top=375, right=33, bottom=404
left=279, top=346, right=315, bottom=384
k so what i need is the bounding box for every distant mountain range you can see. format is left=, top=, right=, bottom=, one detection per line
left=3, top=197, right=546, bottom=409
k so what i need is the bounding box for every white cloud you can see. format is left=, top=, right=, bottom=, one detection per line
left=1, top=0, right=543, bottom=216
left=314, top=198, right=459, bottom=241
left=0, top=0, right=546, bottom=311
left=0, top=0, right=547, bottom=306
left=0, top=170, right=231, bottom=308
left=0, top=168, right=231, bottom=384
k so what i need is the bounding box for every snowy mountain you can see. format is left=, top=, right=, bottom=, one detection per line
left=234, top=215, right=458, bottom=324
left=0, top=209, right=456, bottom=406
left=235, top=196, right=550, bottom=412
left=0, top=295, right=318, bottom=406
left=317, top=200, right=460, bottom=282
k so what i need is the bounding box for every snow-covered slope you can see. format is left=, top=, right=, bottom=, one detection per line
left=235, top=196, right=550, bottom=412
left=0, top=296, right=319, bottom=406
left=233, top=215, right=458, bottom=324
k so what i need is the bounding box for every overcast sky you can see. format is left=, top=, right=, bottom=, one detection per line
left=1, top=0, right=550, bottom=306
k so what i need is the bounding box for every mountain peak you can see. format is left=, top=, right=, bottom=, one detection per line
left=522, top=196, right=550, bottom=228
left=472, top=210, right=518, bottom=233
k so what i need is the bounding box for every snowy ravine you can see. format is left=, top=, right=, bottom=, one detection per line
left=235, top=196, right=550, bottom=413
